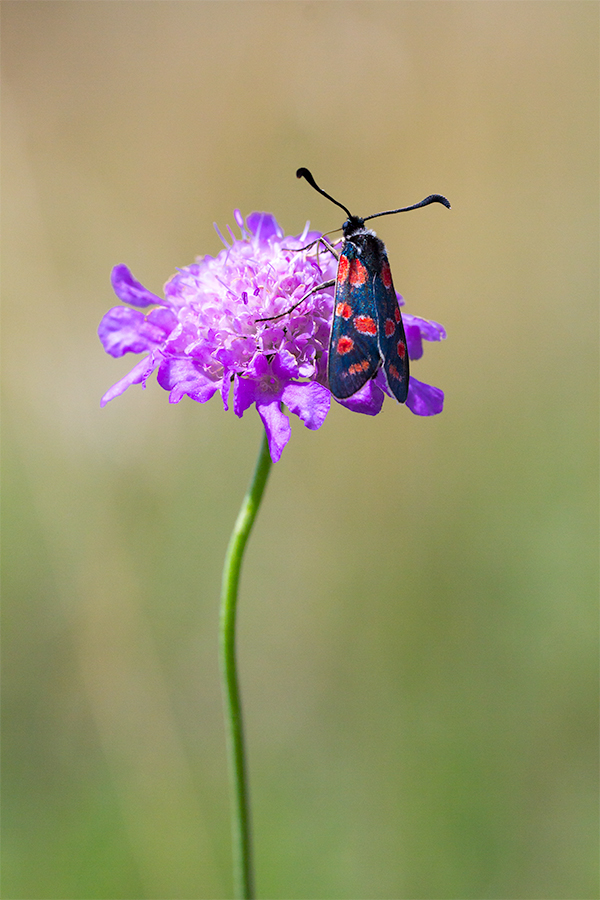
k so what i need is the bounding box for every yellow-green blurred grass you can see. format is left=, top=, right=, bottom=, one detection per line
left=2, top=2, right=598, bottom=898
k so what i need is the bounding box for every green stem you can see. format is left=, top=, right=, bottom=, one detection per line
left=219, top=429, right=272, bottom=899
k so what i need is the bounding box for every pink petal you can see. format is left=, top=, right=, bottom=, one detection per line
left=336, top=379, right=385, bottom=416
left=406, top=377, right=444, bottom=416
left=281, top=381, right=330, bottom=430
left=100, top=354, right=158, bottom=407
left=111, top=265, right=163, bottom=308
left=256, top=398, right=291, bottom=462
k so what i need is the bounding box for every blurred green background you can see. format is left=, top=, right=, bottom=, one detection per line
left=2, top=3, right=598, bottom=899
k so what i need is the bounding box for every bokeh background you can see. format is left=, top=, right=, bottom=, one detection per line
left=2, top=3, right=598, bottom=899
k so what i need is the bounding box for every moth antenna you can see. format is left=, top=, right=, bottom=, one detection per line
left=364, top=194, right=451, bottom=222
left=296, top=168, right=353, bottom=219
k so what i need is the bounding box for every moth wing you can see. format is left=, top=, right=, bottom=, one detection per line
left=328, top=250, right=380, bottom=400
left=375, top=254, right=409, bottom=403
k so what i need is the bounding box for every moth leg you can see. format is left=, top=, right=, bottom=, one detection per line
left=256, top=279, right=336, bottom=323
left=315, top=236, right=341, bottom=266
left=282, top=238, right=321, bottom=253
left=282, top=235, right=341, bottom=260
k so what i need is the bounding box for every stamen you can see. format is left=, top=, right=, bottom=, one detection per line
left=213, top=222, right=230, bottom=248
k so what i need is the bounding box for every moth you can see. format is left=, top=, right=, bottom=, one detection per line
left=260, top=168, right=450, bottom=402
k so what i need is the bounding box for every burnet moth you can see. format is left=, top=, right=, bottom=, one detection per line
left=261, top=169, right=450, bottom=403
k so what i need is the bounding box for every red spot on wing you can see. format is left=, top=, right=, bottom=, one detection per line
left=349, top=259, right=367, bottom=286
left=397, top=341, right=406, bottom=358
left=355, top=316, right=377, bottom=335
left=388, top=364, right=402, bottom=381
left=338, top=256, right=349, bottom=282
left=336, top=302, right=353, bottom=319
left=381, top=263, right=392, bottom=289
left=348, top=360, right=370, bottom=375
left=384, top=318, right=395, bottom=337
left=394, top=307, right=401, bottom=323
left=337, top=336, right=354, bottom=355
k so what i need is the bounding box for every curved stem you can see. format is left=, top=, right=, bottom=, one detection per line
left=219, top=429, right=272, bottom=899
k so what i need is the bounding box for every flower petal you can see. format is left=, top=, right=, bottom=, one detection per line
left=336, top=379, right=385, bottom=416
left=281, top=381, right=331, bottom=430
left=146, top=307, right=178, bottom=335
left=403, top=314, right=446, bottom=360
left=405, top=323, right=424, bottom=360
left=233, top=375, right=258, bottom=418
left=156, top=358, right=219, bottom=404
left=111, top=265, right=163, bottom=307
left=100, top=354, right=159, bottom=407
left=246, top=353, right=269, bottom=379
left=246, top=212, right=283, bottom=243
left=98, top=307, right=173, bottom=357
left=404, top=313, right=446, bottom=341
left=220, top=370, right=232, bottom=411
left=272, top=348, right=300, bottom=381
left=256, top=398, right=291, bottom=463
left=406, top=376, right=444, bottom=416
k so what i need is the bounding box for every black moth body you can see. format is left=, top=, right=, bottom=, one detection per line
left=295, top=168, right=450, bottom=404
left=328, top=216, right=410, bottom=402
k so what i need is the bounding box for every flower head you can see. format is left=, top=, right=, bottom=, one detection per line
left=99, top=211, right=445, bottom=461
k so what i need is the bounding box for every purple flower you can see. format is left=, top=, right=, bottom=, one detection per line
left=99, top=211, right=446, bottom=461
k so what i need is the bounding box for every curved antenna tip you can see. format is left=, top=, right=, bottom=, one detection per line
left=295, top=168, right=353, bottom=219
left=420, top=194, right=451, bottom=210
